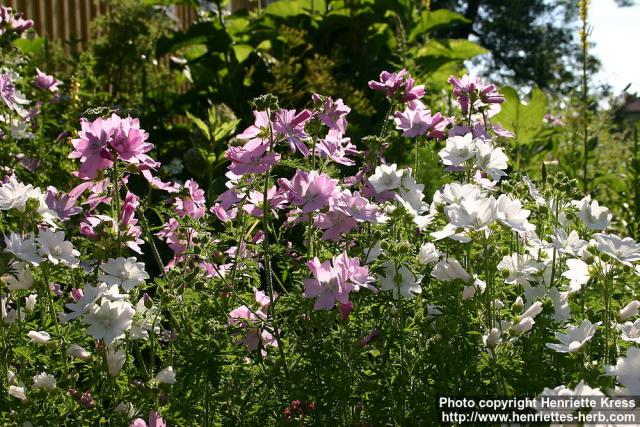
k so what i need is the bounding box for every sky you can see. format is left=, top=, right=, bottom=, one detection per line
left=590, top=0, right=640, bottom=94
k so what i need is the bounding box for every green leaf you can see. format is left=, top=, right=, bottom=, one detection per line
left=264, top=0, right=308, bottom=17
left=232, top=44, right=253, bottom=64
left=186, top=112, right=210, bottom=140
left=493, top=86, right=547, bottom=146
left=416, top=38, right=487, bottom=61
left=12, top=37, right=45, bottom=56
left=408, top=10, right=469, bottom=42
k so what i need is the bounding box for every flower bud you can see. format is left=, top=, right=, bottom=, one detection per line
left=483, top=328, right=501, bottom=348
left=618, top=300, right=640, bottom=322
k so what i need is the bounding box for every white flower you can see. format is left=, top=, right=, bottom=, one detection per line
left=130, top=297, right=160, bottom=341
left=4, top=232, right=42, bottom=265
left=483, top=328, right=502, bottom=348
left=549, top=287, right=571, bottom=323
left=99, top=257, right=150, bottom=291
left=32, top=372, right=56, bottom=389
left=618, top=300, right=640, bottom=321
left=447, top=196, right=497, bottom=231
left=432, top=182, right=483, bottom=208
left=36, top=229, right=80, bottom=267
left=594, top=233, right=640, bottom=266
left=67, top=344, right=91, bottom=361
left=545, top=319, right=600, bottom=353
left=24, top=294, right=37, bottom=314
left=605, top=347, right=640, bottom=394
left=431, top=258, right=471, bottom=283
left=561, top=258, right=592, bottom=293
left=496, top=194, right=535, bottom=233
left=28, top=330, right=51, bottom=345
left=1, top=296, right=17, bottom=325
left=8, top=385, right=26, bottom=401
left=5, top=262, right=34, bottom=290
left=522, top=301, right=543, bottom=319
left=378, top=262, right=422, bottom=300
left=83, top=299, right=135, bottom=346
left=155, top=366, right=177, bottom=384
left=523, top=175, right=545, bottom=207
left=439, top=133, right=477, bottom=167
left=368, top=164, right=403, bottom=193
left=106, top=347, right=126, bottom=377
left=417, top=243, right=440, bottom=265
left=462, top=277, right=486, bottom=300
left=510, top=316, right=535, bottom=336
left=550, top=228, right=588, bottom=257
left=64, top=283, right=126, bottom=322
left=0, top=175, right=37, bottom=212
left=474, top=139, right=508, bottom=181
left=618, top=319, right=640, bottom=343
left=575, top=196, right=611, bottom=230
left=497, top=253, right=540, bottom=286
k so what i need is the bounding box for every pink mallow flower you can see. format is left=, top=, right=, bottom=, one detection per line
left=130, top=411, right=166, bottom=427
left=316, top=129, right=359, bottom=166
left=278, top=170, right=337, bottom=214
left=312, top=93, right=351, bottom=133
left=368, top=69, right=408, bottom=97
left=303, top=253, right=373, bottom=310
left=228, top=290, right=278, bottom=355
left=394, top=105, right=446, bottom=138
left=45, top=186, right=82, bottom=221
left=272, top=109, right=313, bottom=157
left=173, top=179, right=206, bottom=219
left=35, top=68, right=61, bottom=93
left=448, top=74, right=505, bottom=114
left=227, top=139, right=280, bottom=176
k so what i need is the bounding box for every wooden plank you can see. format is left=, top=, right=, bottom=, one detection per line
left=45, top=0, right=55, bottom=39
left=60, top=0, right=69, bottom=51
left=79, top=0, right=89, bottom=47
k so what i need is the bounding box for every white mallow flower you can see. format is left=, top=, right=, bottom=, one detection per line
left=36, top=229, right=80, bottom=267
left=594, top=233, right=640, bottom=267
left=510, top=316, right=535, bottom=336
left=32, top=372, right=56, bottom=389
left=462, top=277, right=486, bottom=300
left=5, top=262, right=34, bottom=290
left=417, top=243, right=440, bottom=265
left=67, top=344, right=91, bottom=361
left=1, top=296, right=18, bottom=325
left=522, top=301, right=543, bottom=319
left=99, top=257, right=150, bottom=291
left=549, top=228, right=588, bottom=257
left=368, top=164, right=403, bottom=193
left=605, top=347, right=640, bottom=394
left=379, top=262, right=423, bottom=300
left=618, top=319, right=640, bottom=343
left=618, top=300, right=640, bottom=321
left=24, top=294, right=37, bottom=314
left=523, top=175, right=546, bottom=207
left=28, top=330, right=51, bottom=345
left=549, top=287, right=571, bottom=324
left=83, top=299, right=135, bottom=346
left=155, top=366, right=177, bottom=384
left=4, top=232, right=43, bottom=265
left=483, top=328, right=502, bottom=348
left=0, top=175, right=38, bottom=212
left=431, top=258, right=471, bottom=283
left=446, top=196, right=497, bottom=231
left=497, top=253, right=540, bottom=286
left=396, top=173, right=429, bottom=214
left=561, top=258, right=592, bottom=293
left=496, top=194, right=535, bottom=233
left=474, top=139, right=509, bottom=181
left=64, top=283, right=126, bottom=322
left=8, top=385, right=26, bottom=401
left=106, top=347, right=127, bottom=377
left=545, top=319, right=600, bottom=353
left=130, top=297, right=161, bottom=340
left=439, top=133, right=477, bottom=167
left=574, top=196, right=612, bottom=230
left=431, top=182, right=483, bottom=208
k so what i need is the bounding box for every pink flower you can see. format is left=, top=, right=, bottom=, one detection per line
left=227, top=139, right=280, bottom=175
left=278, top=170, right=337, bottom=214
left=303, top=257, right=352, bottom=310
left=108, top=115, right=154, bottom=164
left=237, top=110, right=271, bottom=141
left=394, top=105, right=447, bottom=138
left=34, top=68, right=61, bottom=93
left=448, top=74, right=505, bottom=114
left=368, top=69, right=408, bottom=97
left=272, top=109, right=313, bottom=157
left=243, top=186, right=287, bottom=218
left=0, top=6, right=33, bottom=35
left=401, top=76, right=425, bottom=102
left=314, top=210, right=357, bottom=241
left=45, top=187, right=82, bottom=221
left=317, top=130, right=359, bottom=166
left=69, top=117, right=115, bottom=179
left=333, top=190, right=379, bottom=223
left=173, top=179, right=206, bottom=219
left=130, top=411, right=166, bottom=427
left=312, top=94, right=351, bottom=133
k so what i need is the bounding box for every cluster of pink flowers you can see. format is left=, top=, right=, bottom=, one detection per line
left=228, top=289, right=278, bottom=356
left=0, top=6, right=33, bottom=38
left=70, top=114, right=156, bottom=179
left=448, top=74, right=505, bottom=114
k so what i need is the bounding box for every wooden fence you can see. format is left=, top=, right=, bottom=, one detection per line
left=1, top=0, right=199, bottom=50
